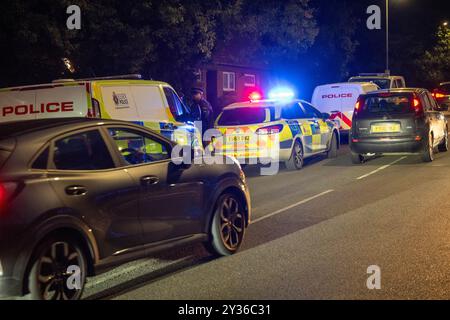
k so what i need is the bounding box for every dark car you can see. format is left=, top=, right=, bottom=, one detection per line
left=432, top=82, right=450, bottom=110
left=350, top=88, right=448, bottom=163
left=0, top=118, right=251, bottom=300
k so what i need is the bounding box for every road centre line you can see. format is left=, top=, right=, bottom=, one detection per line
left=356, top=156, right=408, bottom=180
left=251, top=189, right=335, bottom=224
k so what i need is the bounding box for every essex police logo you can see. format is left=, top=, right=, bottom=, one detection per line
left=112, top=92, right=129, bottom=109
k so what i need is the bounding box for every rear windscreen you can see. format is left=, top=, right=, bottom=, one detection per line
left=217, top=107, right=273, bottom=126
left=361, top=94, right=413, bottom=115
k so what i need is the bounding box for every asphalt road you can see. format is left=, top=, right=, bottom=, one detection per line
left=83, top=144, right=450, bottom=300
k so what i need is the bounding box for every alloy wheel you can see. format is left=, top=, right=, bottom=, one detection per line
left=219, top=196, right=245, bottom=251
left=35, top=241, right=84, bottom=300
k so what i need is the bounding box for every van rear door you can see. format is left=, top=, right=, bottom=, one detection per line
left=0, top=84, right=89, bottom=123
left=313, top=84, right=359, bottom=131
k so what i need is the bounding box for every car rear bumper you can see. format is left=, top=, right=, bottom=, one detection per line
left=350, top=137, right=425, bottom=154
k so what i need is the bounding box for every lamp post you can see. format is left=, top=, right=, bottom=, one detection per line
left=385, top=0, right=390, bottom=75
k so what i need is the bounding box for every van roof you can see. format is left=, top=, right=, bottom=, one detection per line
left=315, top=82, right=378, bottom=88
left=0, top=79, right=171, bottom=92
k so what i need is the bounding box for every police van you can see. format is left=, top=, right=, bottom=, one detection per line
left=311, top=82, right=379, bottom=135
left=0, top=75, right=201, bottom=148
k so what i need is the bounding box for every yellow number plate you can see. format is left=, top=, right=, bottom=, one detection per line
left=371, top=124, right=401, bottom=133
left=227, top=135, right=251, bottom=143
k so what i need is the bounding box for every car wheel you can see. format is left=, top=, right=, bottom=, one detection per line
left=422, top=132, right=434, bottom=162
left=285, top=140, right=304, bottom=170
left=27, top=236, right=87, bottom=300
left=327, top=132, right=338, bottom=159
left=351, top=152, right=364, bottom=164
left=204, top=193, right=246, bottom=256
left=438, top=128, right=448, bottom=152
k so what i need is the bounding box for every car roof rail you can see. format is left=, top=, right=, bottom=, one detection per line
left=357, top=73, right=391, bottom=77
left=52, top=74, right=143, bottom=83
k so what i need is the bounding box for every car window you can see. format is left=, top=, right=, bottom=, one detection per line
left=32, top=147, right=50, bottom=169
left=359, top=93, right=413, bottom=115
left=218, top=107, right=274, bottom=125
left=163, top=87, right=186, bottom=121
left=301, top=102, right=322, bottom=118
left=426, top=92, right=439, bottom=111
left=396, top=79, right=403, bottom=88
left=281, top=103, right=306, bottom=119
left=53, top=130, right=115, bottom=171
left=107, top=128, right=170, bottom=166
left=420, top=93, right=434, bottom=111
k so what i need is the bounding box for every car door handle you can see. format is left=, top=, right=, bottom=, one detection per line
left=65, top=186, right=88, bottom=196
left=140, top=176, right=159, bottom=186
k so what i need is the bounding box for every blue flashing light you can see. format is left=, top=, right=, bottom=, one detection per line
left=268, top=88, right=295, bottom=100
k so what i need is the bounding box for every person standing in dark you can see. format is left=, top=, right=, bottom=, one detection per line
left=190, top=88, right=214, bottom=142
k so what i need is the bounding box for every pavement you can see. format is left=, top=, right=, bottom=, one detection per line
left=82, top=145, right=450, bottom=300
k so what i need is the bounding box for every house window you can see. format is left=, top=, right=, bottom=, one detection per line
left=223, top=72, right=236, bottom=92
left=244, top=74, right=256, bottom=87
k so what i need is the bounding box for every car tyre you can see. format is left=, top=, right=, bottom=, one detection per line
left=438, top=128, right=448, bottom=152
left=285, top=140, right=304, bottom=170
left=27, top=236, right=87, bottom=300
left=204, top=193, right=246, bottom=257
left=327, top=132, right=338, bottom=159
left=422, top=132, right=434, bottom=162
left=351, top=152, right=363, bottom=164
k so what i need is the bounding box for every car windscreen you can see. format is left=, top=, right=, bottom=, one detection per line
left=360, top=93, right=413, bottom=115
left=217, top=107, right=274, bottom=126
left=350, top=78, right=390, bottom=89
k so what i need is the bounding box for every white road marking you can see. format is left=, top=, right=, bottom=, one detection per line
left=356, top=156, right=407, bottom=180
left=251, top=189, right=335, bottom=224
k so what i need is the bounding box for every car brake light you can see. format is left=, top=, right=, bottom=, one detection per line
left=256, top=124, right=283, bottom=135
left=412, top=96, right=424, bottom=115
left=0, top=184, right=5, bottom=206
left=435, top=93, right=445, bottom=99
left=0, top=182, right=19, bottom=212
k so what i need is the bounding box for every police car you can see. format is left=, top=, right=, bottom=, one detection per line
left=213, top=90, right=340, bottom=170
left=0, top=74, right=201, bottom=149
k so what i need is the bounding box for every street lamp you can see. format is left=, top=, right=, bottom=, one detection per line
left=385, top=0, right=390, bottom=75
left=443, top=21, right=449, bottom=27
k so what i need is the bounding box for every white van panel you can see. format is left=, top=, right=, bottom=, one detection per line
left=130, top=86, right=168, bottom=122
left=100, top=86, right=140, bottom=120
left=0, top=85, right=88, bottom=123
left=100, top=85, right=169, bottom=122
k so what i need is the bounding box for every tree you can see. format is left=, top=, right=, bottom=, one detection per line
left=417, top=24, right=450, bottom=85
left=0, top=0, right=319, bottom=92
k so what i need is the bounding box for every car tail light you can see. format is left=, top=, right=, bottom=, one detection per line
left=256, top=124, right=283, bottom=135
left=0, top=182, right=19, bottom=212
left=354, top=97, right=364, bottom=115
left=412, top=96, right=424, bottom=115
